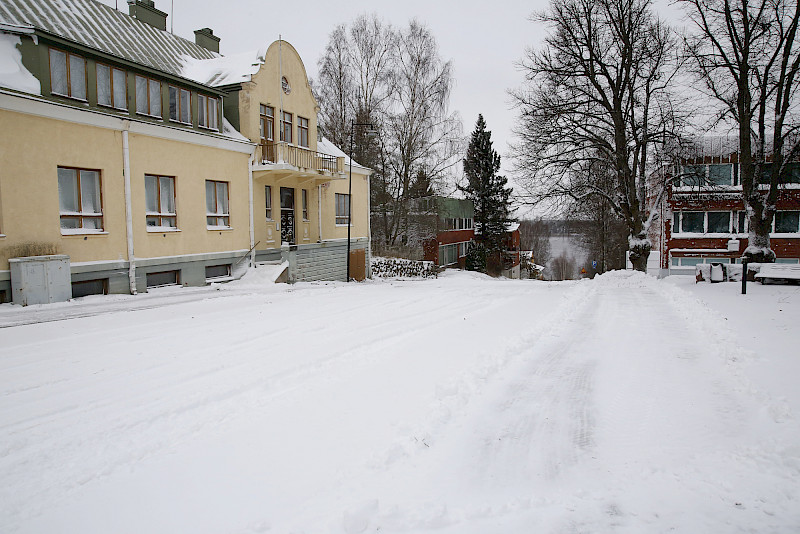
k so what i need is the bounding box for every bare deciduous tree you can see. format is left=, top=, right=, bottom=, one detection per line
left=680, top=0, right=800, bottom=262
left=316, top=17, right=463, bottom=254
left=511, top=0, right=681, bottom=271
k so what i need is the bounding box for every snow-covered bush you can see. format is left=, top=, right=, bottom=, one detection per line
left=371, top=257, right=438, bottom=278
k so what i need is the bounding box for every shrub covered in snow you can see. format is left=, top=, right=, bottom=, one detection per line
left=371, top=257, right=438, bottom=278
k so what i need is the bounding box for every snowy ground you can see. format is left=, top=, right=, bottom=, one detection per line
left=1, top=269, right=798, bottom=533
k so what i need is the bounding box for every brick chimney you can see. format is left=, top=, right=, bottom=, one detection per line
left=127, top=0, right=167, bottom=32
left=194, top=28, right=220, bottom=53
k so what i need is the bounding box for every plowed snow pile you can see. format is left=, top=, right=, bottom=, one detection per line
left=1, top=270, right=798, bottom=533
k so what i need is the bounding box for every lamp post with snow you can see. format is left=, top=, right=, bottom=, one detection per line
left=346, top=121, right=377, bottom=282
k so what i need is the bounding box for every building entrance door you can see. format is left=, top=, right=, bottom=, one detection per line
left=280, top=187, right=295, bottom=244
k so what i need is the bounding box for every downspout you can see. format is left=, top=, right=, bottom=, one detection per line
left=278, top=36, right=284, bottom=164
left=122, top=125, right=136, bottom=294
left=366, top=168, right=372, bottom=278
left=248, top=151, right=256, bottom=268
left=317, top=183, right=323, bottom=242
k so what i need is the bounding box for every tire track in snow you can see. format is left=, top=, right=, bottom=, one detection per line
left=316, top=272, right=800, bottom=534
left=0, top=279, right=530, bottom=530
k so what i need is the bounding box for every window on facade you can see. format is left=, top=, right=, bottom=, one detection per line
left=72, top=279, right=108, bottom=298
left=775, top=211, right=800, bottom=233
left=49, top=48, right=86, bottom=100
left=145, top=174, right=176, bottom=228
left=301, top=189, right=309, bottom=220
left=335, top=193, right=350, bottom=225
left=205, top=264, right=231, bottom=280
left=96, top=63, right=127, bottom=109
left=135, top=75, right=161, bottom=117
left=198, top=95, right=219, bottom=130
left=259, top=105, right=275, bottom=141
left=298, top=116, right=309, bottom=147
left=168, top=86, right=191, bottom=124
left=58, top=167, right=102, bottom=231
left=438, top=243, right=459, bottom=266
left=206, top=180, right=229, bottom=227
left=737, top=211, right=747, bottom=233
left=708, top=164, right=733, bottom=186
left=760, top=162, right=800, bottom=184
left=681, top=212, right=705, bottom=233
left=146, top=270, right=179, bottom=288
left=265, top=185, right=273, bottom=220
left=707, top=212, right=731, bottom=233
left=679, top=165, right=704, bottom=187
left=281, top=112, right=293, bottom=143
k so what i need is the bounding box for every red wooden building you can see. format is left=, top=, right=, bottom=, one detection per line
left=654, top=144, right=800, bottom=275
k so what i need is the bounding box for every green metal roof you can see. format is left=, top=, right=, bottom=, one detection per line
left=0, top=0, right=217, bottom=79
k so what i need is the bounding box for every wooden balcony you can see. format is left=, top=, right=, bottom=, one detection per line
left=258, top=142, right=344, bottom=174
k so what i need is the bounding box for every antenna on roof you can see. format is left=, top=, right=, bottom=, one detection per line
left=171, top=0, right=174, bottom=33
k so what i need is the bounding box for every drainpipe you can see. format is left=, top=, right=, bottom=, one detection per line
left=317, top=183, right=323, bottom=241
left=366, top=169, right=372, bottom=278
left=248, top=151, right=256, bottom=268
left=122, top=125, right=136, bottom=294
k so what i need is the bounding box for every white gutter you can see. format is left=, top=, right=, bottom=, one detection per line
left=248, top=152, right=255, bottom=268
left=122, top=125, right=137, bottom=294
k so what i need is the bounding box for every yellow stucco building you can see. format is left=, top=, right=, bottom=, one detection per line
left=0, top=0, right=370, bottom=303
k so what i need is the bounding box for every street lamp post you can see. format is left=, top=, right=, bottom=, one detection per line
left=346, top=121, right=375, bottom=282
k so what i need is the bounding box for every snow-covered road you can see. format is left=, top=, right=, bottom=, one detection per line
left=1, top=271, right=798, bottom=533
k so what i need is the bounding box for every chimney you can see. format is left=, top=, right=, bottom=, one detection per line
left=127, top=0, right=167, bottom=32
left=194, top=28, right=220, bottom=53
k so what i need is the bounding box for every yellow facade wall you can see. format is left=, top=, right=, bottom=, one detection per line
left=0, top=107, right=251, bottom=271
left=0, top=109, right=127, bottom=268
left=242, top=40, right=371, bottom=250
left=127, top=133, right=250, bottom=259
left=239, top=41, right=319, bottom=150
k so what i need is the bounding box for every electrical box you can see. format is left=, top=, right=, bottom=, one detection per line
left=9, top=255, right=71, bottom=306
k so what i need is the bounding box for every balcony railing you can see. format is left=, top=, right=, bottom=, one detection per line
left=258, top=142, right=343, bottom=174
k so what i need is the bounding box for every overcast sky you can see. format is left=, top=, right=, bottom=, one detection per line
left=99, top=0, right=555, bottom=171
left=99, top=0, right=687, bottom=212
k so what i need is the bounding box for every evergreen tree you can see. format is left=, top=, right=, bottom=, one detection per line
left=459, top=115, right=514, bottom=267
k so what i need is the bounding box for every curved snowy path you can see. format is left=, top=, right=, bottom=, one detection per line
left=0, top=271, right=797, bottom=533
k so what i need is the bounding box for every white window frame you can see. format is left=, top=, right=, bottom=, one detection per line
left=673, top=211, right=733, bottom=234
left=774, top=210, right=800, bottom=234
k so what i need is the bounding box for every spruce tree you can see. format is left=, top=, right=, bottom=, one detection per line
left=460, top=115, right=513, bottom=269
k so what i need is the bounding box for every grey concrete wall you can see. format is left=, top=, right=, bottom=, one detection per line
left=294, top=238, right=369, bottom=282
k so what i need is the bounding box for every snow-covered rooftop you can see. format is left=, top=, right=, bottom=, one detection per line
left=317, top=136, right=368, bottom=169
left=181, top=48, right=266, bottom=87
left=0, top=0, right=217, bottom=80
